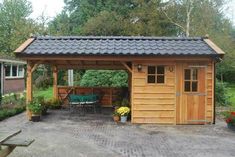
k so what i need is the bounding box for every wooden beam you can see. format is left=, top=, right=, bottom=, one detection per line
left=14, top=38, right=35, bottom=53
left=56, top=65, right=125, bottom=70
left=16, top=55, right=214, bottom=61
left=204, top=39, right=225, bottom=55
left=121, top=62, right=132, bottom=73
left=52, top=65, right=58, bottom=100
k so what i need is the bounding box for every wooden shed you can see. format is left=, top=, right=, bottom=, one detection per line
left=15, top=36, right=224, bottom=124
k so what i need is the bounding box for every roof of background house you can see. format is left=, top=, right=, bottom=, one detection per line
left=15, top=36, right=225, bottom=57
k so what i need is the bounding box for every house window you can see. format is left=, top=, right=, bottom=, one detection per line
left=5, top=64, right=24, bottom=78
left=5, top=65, right=11, bottom=77
left=184, top=68, right=198, bottom=92
left=18, top=65, right=24, bottom=77
left=147, top=66, right=165, bottom=84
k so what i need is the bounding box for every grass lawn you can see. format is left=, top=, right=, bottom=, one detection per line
left=34, top=87, right=53, bottom=100
left=227, top=83, right=235, bottom=107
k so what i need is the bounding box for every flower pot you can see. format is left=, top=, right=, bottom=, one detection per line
left=120, top=116, right=127, bottom=123
left=227, top=123, right=235, bottom=131
left=113, top=115, right=120, bottom=122
left=31, top=114, right=41, bottom=122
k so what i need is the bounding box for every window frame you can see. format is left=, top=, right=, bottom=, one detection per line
left=5, top=64, right=25, bottom=79
left=183, top=68, right=199, bottom=93
left=147, top=65, right=165, bottom=85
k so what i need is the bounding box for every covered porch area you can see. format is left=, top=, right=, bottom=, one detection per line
left=25, top=59, right=133, bottom=115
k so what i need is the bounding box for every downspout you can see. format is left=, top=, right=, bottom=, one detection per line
left=213, top=61, right=216, bottom=124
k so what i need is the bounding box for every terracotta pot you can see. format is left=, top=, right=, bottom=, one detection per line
left=113, top=115, right=120, bottom=122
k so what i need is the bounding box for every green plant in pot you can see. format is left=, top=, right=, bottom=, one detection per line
left=28, top=101, right=42, bottom=122
left=35, top=96, right=48, bottom=115
left=224, top=111, right=235, bottom=131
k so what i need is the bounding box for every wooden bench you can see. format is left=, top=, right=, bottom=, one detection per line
left=0, top=130, right=34, bottom=157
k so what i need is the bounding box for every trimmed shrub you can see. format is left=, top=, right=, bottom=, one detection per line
left=215, top=80, right=231, bottom=106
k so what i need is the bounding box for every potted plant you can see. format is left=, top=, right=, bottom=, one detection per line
left=117, top=107, right=130, bottom=123
left=225, top=111, right=235, bottom=131
left=28, top=101, right=42, bottom=122
left=113, top=111, right=120, bottom=122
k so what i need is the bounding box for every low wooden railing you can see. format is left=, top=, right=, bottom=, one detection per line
left=57, top=86, right=124, bottom=107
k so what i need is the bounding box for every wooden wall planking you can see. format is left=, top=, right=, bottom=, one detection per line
left=132, top=62, right=176, bottom=124
left=132, top=60, right=214, bottom=124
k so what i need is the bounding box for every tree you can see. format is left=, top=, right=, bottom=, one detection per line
left=160, top=0, right=227, bottom=37
left=80, top=11, right=124, bottom=35
left=0, top=0, right=34, bottom=54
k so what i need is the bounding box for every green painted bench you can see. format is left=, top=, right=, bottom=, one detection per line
left=68, top=94, right=100, bottom=115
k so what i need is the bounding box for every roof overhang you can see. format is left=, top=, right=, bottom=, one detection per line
left=14, top=36, right=225, bottom=62
left=203, top=38, right=225, bottom=58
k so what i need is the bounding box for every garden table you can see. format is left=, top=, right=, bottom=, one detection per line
left=0, top=130, right=34, bottom=157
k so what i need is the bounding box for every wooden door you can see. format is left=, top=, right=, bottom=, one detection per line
left=176, top=63, right=206, bottom=124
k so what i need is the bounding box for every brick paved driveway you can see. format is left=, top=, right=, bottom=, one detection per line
left=0, top=110, right=235, bottom=157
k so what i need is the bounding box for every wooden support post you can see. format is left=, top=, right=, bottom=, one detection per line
left=52, top=65, right=58, bottom=100
left=26, top=63, right=33, bottom=103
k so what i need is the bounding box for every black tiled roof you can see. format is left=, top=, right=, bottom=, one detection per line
left=20, top=36, right=218, bottom=56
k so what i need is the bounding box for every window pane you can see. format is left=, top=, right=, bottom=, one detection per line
left=192, top=81, right=198, bottom=92
left=157, top=66, right=164, bottom=74
left=184, top=69, right=191, bottom=80
left=5, top=65, right=11, bottom=77
left=184, top=81, right=191, bottom=92
left=148, top=66, right=155, bottom=74
left=18, top=65, right=24, bottom=77
left=148, top=75, right=155, bottom=83
left=157, top=75, right=164, bottom=83
left=12, top=65, right=17, bottom=76
left=192, top=69, right=198, bottom=80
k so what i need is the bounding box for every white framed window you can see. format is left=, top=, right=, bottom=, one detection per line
left=5, top=64, right=25, bottom=78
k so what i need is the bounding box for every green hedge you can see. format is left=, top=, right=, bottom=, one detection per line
left=0, top=106, right=25, bottom=121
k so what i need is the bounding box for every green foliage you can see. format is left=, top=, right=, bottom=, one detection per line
left=34, top=87, right=53, bottom=101
left=34, top=75, right=52, bottom=89
left=0, top=92, right=26, bottom=121
left=48, top=99, right=62, bottom=110
left=0, top=106, right=25, bottom=121
left=80, top=70, right=128, bottom=87
left=0, top=0, right=35, bottom=54
left=215, top=80, right=231, bottom=106
left=27, top=101, right=42, bottom=114
left=81, top=11, right=124, bottom=35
